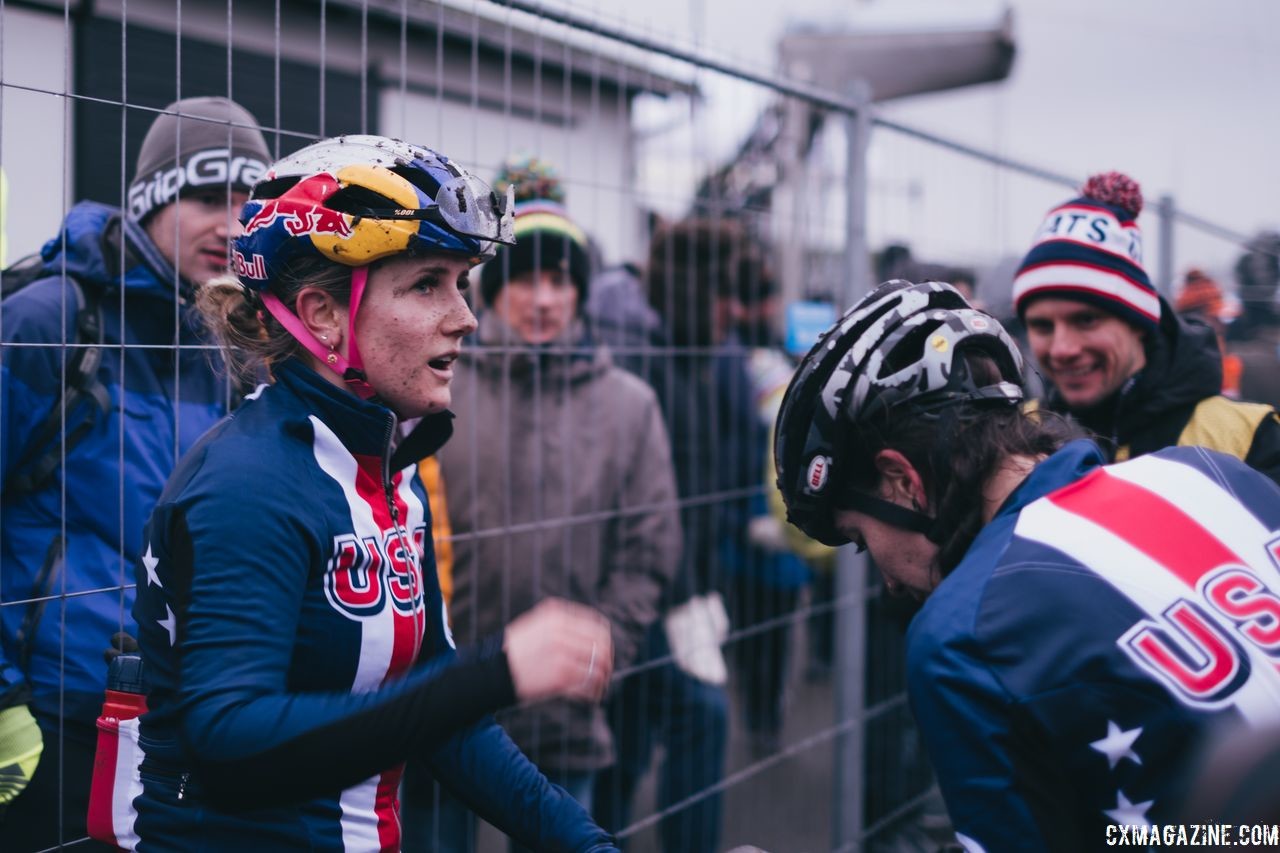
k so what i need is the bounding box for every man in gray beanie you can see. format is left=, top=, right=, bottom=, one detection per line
left=0, top=97, right=268, bottom=850
left=128, top=95, right=270, bottom=285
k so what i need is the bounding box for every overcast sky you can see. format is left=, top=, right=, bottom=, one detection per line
left=564, top=0, right=1279, bottom=294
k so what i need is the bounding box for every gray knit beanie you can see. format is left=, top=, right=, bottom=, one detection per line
left=127, top=96, right=271, bottom=222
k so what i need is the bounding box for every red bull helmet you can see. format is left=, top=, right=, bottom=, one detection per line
left=231, top=135, right=515, bottom=399
left=233, top=134, right=514, bottom=287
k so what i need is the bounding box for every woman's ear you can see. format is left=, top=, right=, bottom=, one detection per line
left=294, top=287, right=348, bottom=349
left=874, top=449, right=928, bottom=509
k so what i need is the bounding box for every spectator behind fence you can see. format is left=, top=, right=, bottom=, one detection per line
left=1227, top=231, right=1280, bottom=408
left=126, top=135, right=617, bottom=851
left=402, top=161, right=679, bottom=853
left=0, top=96, right=269, bottom=850
left=587, top=218, right=751, bottom=853
left=774, top=279, right=1280, bottom=851
left=1012, top=171, right=1280, bottom=484
left=719, top=249, right=812, bottom=758
left=1173, top=268, right=1241, bottom=398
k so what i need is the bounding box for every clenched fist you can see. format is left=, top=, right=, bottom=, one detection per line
left=503, top=598, right=613, bottom=704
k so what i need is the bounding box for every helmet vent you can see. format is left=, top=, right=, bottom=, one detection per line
left=250, top=175, right=302, bottom=201
left=390, top=165, right=440, bottom=200
left=878, top=318, right=944, bottom=378
left=327, top=184, right=400, bottom=214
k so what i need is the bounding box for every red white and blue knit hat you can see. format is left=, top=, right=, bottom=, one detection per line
left=1013, top=172, right=1158, bottom=333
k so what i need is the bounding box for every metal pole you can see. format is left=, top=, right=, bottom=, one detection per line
left=1156, top=193, right=1176, bottom=298
left=844, top=81, right=873, bottom=305
left=832, top=546, right=871, bottom=851
left=833, top=79, right=873, bottom=852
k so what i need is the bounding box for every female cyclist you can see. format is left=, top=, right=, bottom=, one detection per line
left=128, top=136, right=617, bottom=852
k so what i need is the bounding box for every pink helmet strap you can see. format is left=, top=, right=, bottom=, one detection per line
left=345, top=265, right=370, bottom=382
left=259, top=265, right=378, bottom=400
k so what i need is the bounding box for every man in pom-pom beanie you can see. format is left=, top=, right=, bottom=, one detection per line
left=1013, top=171, right=1280, bottom=484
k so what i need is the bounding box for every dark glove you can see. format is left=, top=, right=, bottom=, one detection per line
left=0, top=703, right=43, bottom=806
left=104, top=631, right=139, bottom=665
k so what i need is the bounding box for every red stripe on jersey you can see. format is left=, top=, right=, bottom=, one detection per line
left=1048, top=468, right=1244, bottom=588
left=351, top=458, right=422, bottom=680
left=385, top=468, right=421, bottom=678
left=375, top=764, right=405, bottom=852
left=352, top=452, right=398, bottom=674
left=352, top=453, right=393, bottom=531
left=351, top=460, right=417, bottom=849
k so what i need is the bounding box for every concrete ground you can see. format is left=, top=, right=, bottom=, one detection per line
left=640, top=664, right=840, bottom=853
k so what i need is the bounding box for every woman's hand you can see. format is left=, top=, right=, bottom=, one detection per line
left=503, top=598, right=614, bottom=704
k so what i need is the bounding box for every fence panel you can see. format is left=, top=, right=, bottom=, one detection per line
left=1, top=3, right=1273, bottom=852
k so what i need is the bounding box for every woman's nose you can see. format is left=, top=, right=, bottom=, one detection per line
left=440, top=285, right=477, bottom=336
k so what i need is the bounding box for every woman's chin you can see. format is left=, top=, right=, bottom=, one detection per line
left=396, top=394, right=450, bottom=421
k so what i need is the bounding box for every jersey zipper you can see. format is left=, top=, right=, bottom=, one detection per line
left=381, top=413, right=424, bottom=662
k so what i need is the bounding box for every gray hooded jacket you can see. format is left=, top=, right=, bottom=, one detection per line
left=438, top=312, right=680, bottom=771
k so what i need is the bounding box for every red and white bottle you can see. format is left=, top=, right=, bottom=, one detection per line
left=87, top=653, right=148, bottom=850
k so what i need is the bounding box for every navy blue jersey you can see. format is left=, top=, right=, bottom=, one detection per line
left=908, top=440, right=1280, bottom=852
left=129, top=359, right=613, bottom=852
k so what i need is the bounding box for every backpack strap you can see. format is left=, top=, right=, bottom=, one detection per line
left=4, top=276, right=110, bottom=498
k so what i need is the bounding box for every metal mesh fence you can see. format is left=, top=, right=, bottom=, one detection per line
left=1, top=2, right=1275, bottom=852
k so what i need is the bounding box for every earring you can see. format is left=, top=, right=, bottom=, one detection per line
left=326, top=345, right=338, bottom=366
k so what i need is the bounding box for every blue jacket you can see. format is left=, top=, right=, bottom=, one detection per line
left=0, top=202, right=227, bottom=727
left=908, top=440, right=1280, bottom=851
left=132, top=359, right=614, bottom=852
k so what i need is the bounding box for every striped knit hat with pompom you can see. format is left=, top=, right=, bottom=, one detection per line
left=1013, top=171, right=1158, bottom=333
left=480, top=157, right=591, bottom=307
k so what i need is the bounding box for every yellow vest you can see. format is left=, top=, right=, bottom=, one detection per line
left=1114, top=396, right=1276, bottom=462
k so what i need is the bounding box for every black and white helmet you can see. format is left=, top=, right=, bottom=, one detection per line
left=774, top=280, right=1025, bottom=546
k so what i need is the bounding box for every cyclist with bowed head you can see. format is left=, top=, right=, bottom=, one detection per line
left=128, top=136, right=617, bottom=851
left=774, top=280, right=1280, bottom=851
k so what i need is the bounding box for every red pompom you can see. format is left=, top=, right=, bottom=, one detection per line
left=1081, top=171, right=1143, bottom=218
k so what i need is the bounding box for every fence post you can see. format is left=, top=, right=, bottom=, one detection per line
left=832, top=79, right=873, bottom=853
left=1156, top=193, right=1176, bottom=297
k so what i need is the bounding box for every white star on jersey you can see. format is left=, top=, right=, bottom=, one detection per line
left=142, top=543, right=162, bottom=588
left=1104, top=790, right=1154, bottom=825
left=1090, top=720, right=1143, bottom=770
left=158, top=604, right=177, bottom=646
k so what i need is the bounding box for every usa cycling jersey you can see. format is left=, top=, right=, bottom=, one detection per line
left=907, top=440, right=1280, bottom=852
left=128, top=359, right=614, bottom=852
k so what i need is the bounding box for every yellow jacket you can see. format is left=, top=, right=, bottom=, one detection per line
left=418, top=455, right=454, bottom=608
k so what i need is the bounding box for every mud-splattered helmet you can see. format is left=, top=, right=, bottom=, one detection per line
left=774, top=280, right=1025, bottom=545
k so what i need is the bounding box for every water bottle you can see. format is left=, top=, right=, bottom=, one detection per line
left=87, top=654, right=148, bottom=848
